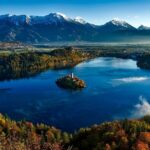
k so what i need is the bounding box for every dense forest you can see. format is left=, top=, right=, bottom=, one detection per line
left=0, top=47, right=92, bottom=80
left=137, top=53, right=150, bottom=70
left=0, top=113, right=150, bottom=150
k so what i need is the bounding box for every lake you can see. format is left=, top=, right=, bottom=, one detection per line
left=0, top=57, right=150, bottom=132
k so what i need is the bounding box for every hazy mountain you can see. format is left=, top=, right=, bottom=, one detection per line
left=138, top=25, right=150, bottom=30
left=0, top=13, right=150, bottom=43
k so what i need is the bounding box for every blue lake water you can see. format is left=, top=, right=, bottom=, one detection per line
left=0, top=57, right=150, bottom=132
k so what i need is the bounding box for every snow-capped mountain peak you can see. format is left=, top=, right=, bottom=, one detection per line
left=54, top=12, right=69, bottom=20
left=74, top=16, right=87, bottom=24
left=10, top=15, right=30, bottom=25
left=47, top=12, right=70, bottom=21
left=30, top=12, right=72, bottom=25
left=109, top=19, right=130, bottom=27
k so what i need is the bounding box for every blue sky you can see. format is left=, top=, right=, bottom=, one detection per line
left=1, top=0, right=150, bottom=27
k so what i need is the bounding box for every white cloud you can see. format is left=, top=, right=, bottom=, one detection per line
left=131, top=96, right=150, bottom=118
left=115, top=77, right=149, bottom=83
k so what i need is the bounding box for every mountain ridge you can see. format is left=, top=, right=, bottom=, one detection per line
left=0, top=13, right=148, bottom=28
left=0, top=12, right=150, bottom=43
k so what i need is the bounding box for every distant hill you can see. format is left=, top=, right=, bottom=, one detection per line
left=0, top=42, right=30, bottom=50
left=1, top=13, right=150, bottom=43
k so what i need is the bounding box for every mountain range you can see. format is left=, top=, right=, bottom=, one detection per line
left=1, top=13, right=150, bottom=43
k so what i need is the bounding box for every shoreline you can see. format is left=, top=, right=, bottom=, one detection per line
left=0, top=48, right=94, bottom=81
left=1, top=47, right=150, bottom=81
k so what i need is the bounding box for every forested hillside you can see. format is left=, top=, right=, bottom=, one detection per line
left=0, top=113, right=150, bottom=150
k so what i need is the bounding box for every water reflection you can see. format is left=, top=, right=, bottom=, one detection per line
left=0, top=57, right=150, bottom=132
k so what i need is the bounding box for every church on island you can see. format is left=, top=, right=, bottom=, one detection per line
left=56, top=72, right=86, bottom=89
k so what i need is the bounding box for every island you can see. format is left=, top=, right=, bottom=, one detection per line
left=56, top=73, right=86, bottom=89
